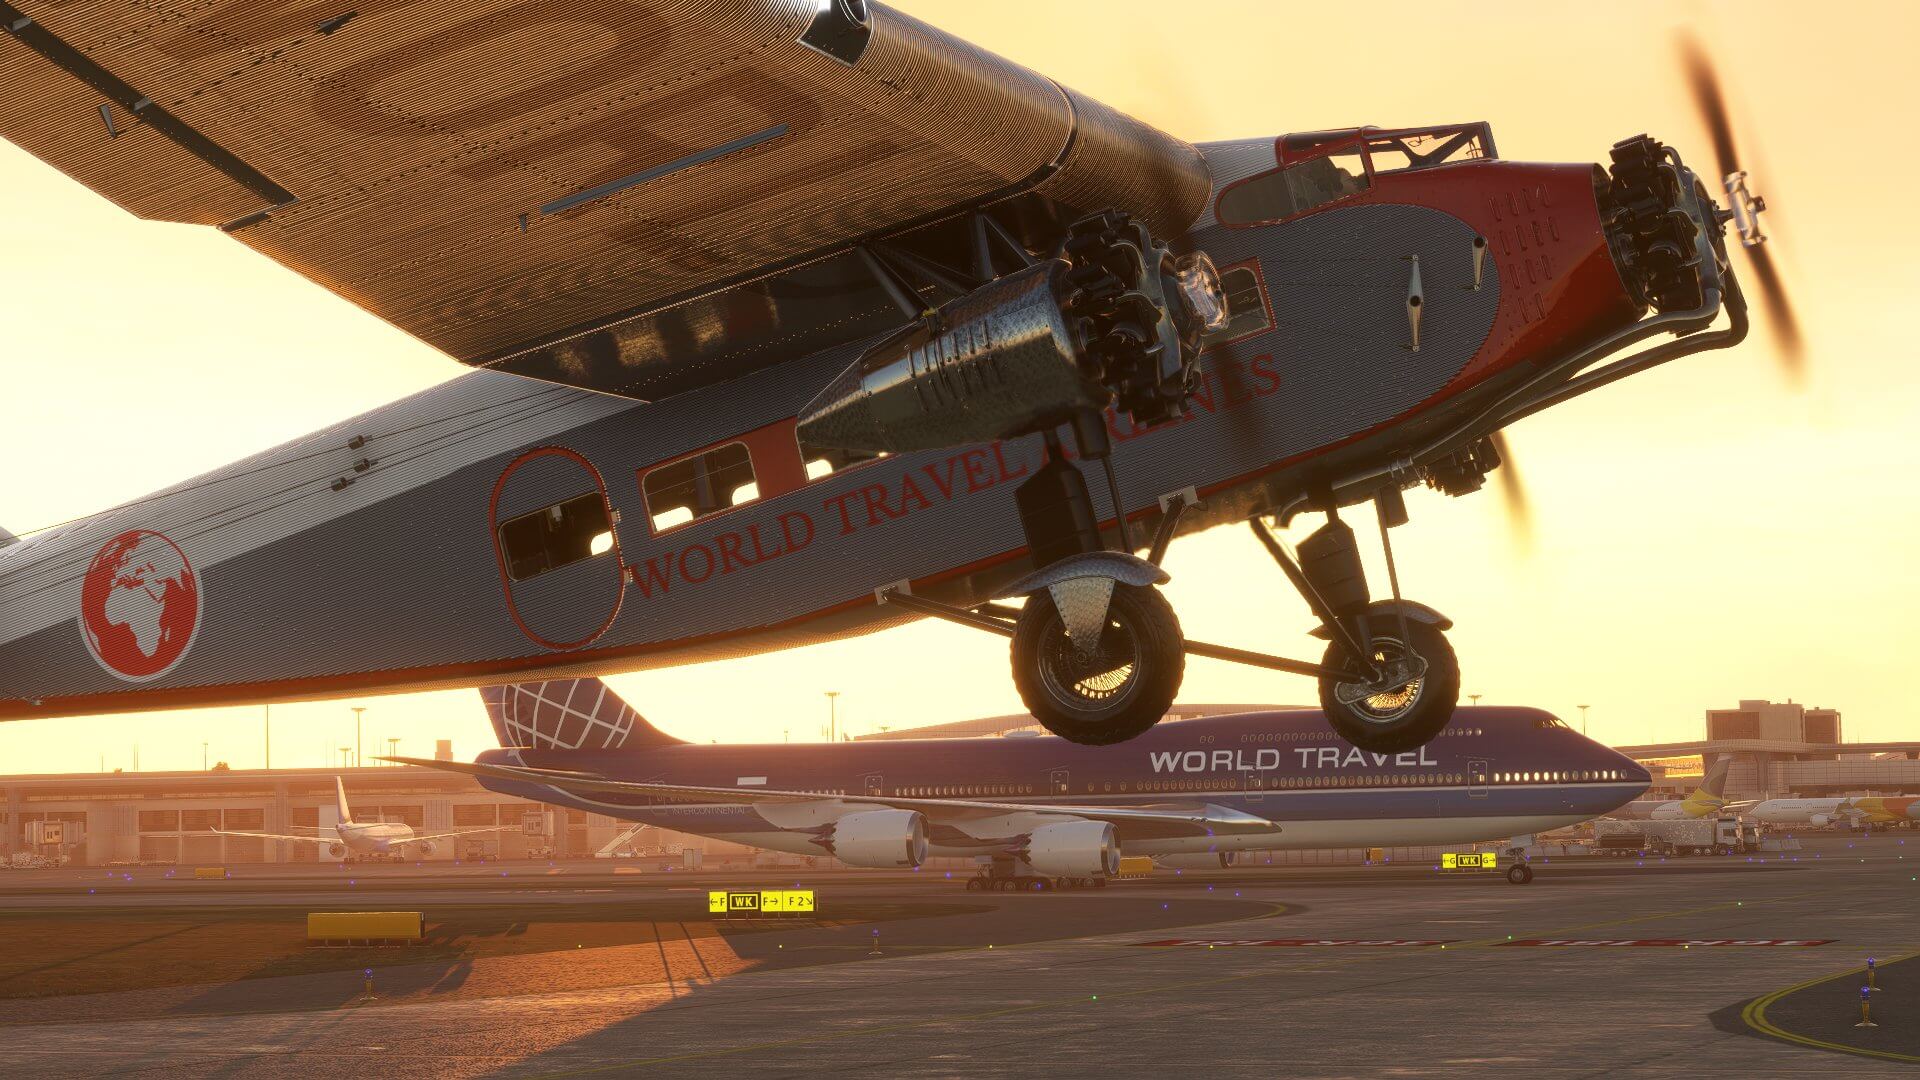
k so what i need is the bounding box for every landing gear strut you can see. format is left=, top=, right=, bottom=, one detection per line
left=1252, top=487, right=1459, bottom=754
left=882, top=482, right=1459, bottom=752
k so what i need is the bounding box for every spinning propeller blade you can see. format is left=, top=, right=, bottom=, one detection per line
left=1488, top=431, right=1533, bottom=553
left=1678, top=31, right=1807, bottom=381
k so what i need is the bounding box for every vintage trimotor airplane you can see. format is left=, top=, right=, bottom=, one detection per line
left=0, top=3, right=1796, bottom=754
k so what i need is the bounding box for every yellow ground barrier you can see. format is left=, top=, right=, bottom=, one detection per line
left=307, top=911, right=423, bottom=944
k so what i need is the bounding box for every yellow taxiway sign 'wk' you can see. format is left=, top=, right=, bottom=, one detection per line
left=709, top=890, right=816, bottom=915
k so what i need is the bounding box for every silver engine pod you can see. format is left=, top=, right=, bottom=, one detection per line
left=798, top=214, right=1219, bottom=456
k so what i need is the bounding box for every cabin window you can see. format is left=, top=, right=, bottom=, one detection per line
left=1217, top=147, right=1370, bottom=227
left=798, top=439, right=886, bottom=481
left=1202, top=262, right=1273, bottom=348
left=497, top=493, right=613, bottom=581
left=643, top=442, right=757, bottom=532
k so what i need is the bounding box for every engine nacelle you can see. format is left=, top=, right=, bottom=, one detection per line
left=327, top=842, right=348, bottom=859
left=416, top=840, right=437, bottom=856
left=796, top=215, right=1224, bottom=456
left=1807, top=815, right=1831, bottom=828
left=822, top=809, right=927, bottom=868
left=1025, top=820, right=1120, bottom=879
left=1153, top=851, right=1236, bottom=870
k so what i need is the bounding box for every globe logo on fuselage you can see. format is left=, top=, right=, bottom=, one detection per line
left=79, top=529, right=201, bottom=682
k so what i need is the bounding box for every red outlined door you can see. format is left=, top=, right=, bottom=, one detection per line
left=489, top=447, right=624, bottom=650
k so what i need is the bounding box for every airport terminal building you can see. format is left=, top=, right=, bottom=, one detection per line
left=0, top=765, right=745, bottom=867
left=1619, top=699, right=1920, bottom=799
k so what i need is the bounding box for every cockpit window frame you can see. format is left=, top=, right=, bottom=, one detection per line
left=1214, top=132, right=1375, bottom=230
left=1215, top=122, right=1500, bottom=230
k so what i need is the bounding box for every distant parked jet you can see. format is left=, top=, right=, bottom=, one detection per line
left=1610, top=757, right=1731, bottom=820
left=213, top=777, right=505, bottom=861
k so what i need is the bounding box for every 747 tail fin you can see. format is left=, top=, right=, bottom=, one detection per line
left=480, top=678, right=685, bottom=751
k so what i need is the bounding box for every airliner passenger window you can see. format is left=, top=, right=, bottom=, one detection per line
left=643, top=442, right=757, bottom=532
left=497, top=493, right=614, bottom=581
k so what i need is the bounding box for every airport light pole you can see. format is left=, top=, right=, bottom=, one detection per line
left=826, top=690, right=839, bottom=743
left=387, top=737, right=399, bottom=764
left=264, top=704, right=271, bottom=771
left=351, top=706, right=366, bottom=767
left=202, top=741, right=208, bottom=771
left=339, top=747, right=351, bottom=769
left=1468, top=694, right=1482, bottom=707
left=1578, top=704, right=1590, bottom=736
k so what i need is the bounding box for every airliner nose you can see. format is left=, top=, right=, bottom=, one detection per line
left=1598, top=743, right=1652, bottom=797
left=1572, top=725, right=1651, bottom=798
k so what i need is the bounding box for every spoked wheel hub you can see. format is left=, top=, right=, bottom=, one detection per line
left=1012, top=583, right=1184, bottom=746
left=1318, top=614, right=1459, bottom=754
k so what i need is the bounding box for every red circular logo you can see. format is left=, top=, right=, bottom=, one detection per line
left=79, top=529, right=202, bottom=682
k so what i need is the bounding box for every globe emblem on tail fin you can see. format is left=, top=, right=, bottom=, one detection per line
left=79, top=529, right=201, bottom=682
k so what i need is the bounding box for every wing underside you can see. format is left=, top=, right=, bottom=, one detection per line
left=0, top=1, right=1209, bottom=397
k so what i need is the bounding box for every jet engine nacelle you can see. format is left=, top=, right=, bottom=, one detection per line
left=417, top=840, right=437, bottom=856
left=1807, top=815, right=1831, bottom=828
left=823, top=809, right=927, bottom=868
left=327, top=842, right=348, bottom=859
left=1153, top=851, right=1236, bottom=870
left=1024, top=820, right=1120, bottom=879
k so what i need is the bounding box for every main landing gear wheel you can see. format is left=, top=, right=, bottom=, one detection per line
left=1506, top=863, right=1534, bottom=885
left=1318, top=613, right=1459, bottom=755
left=1012, top=583, right=1184, bottom=746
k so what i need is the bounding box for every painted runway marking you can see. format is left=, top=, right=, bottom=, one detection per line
left=1498, top=938, right=1833, bottom=947
left=1135, top=938, right=1455, bottom=947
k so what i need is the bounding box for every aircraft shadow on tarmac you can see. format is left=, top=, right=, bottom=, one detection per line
left=466, top=891, right=1276, bottom=1073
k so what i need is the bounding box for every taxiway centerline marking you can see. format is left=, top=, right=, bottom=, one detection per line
left=1741, top=948, right=1920, bottom=1065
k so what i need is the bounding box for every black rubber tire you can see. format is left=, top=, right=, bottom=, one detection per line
left=1012, top=583, right=1184, bottom=746
left=965, top=877, right=983, bottom=891
left=1506, top=863, right=1533, bottom=885
left=1318, top=613, right=1460, bottom=755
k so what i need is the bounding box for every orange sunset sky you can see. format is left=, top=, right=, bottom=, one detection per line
left=3, top=1, right=1917, bottom=773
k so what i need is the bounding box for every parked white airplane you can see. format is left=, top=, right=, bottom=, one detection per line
left=213, top=777, right=505, bottom=861
left=1739, top=797, right=1861, bottom=828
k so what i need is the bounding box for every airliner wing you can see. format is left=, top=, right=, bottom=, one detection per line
left=208, top=828, right=339, bottom=846
left=401, top=826, right=515, bottom=845
left=383, top=756, right=1279, bottom=840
